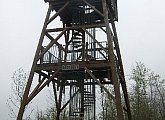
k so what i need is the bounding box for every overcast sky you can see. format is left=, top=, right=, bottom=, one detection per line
left=0, top=0, right=165, bottom=119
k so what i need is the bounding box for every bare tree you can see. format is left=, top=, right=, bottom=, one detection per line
left=7, top=68, right=32, bottom=119
left=35, top=88, right=69, bottom=120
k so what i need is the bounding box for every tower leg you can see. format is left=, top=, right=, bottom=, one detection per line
left=111, top=21, right=132, bottom=120
left=17, top=5, right=52, bottom=120
left=102, top=0, right=124, bottom=119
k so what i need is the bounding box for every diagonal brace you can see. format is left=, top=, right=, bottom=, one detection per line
left=82, top=28, right=110, bottom=56
left=37, top=29, right=66, bottom=61
left=84, top=67, right=114, bottom=101
left=60, top=89, right=79, bottom=112
left=26, top=69, right=60, bottom=104
left=47, top=1, right=70, bottom=24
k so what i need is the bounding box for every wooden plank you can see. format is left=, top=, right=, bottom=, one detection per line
left=35, top=61, right=111, bottom=71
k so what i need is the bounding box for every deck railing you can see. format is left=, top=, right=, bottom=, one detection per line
left=41, top=41, right=108, bottom=64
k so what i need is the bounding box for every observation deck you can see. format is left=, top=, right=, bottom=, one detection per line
left=45, top=0, right=118, bottom=25
left=37, top=41, right=113, bottom=81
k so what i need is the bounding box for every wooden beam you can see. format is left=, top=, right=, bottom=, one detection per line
left=45, top=32, right=66, bottom=52
left=17, top=5, right=53, bottom=120
left=37, top=29, right=66, bottom=61
left=46, top=23, right=106, bottom=33
left=35, top=61, right=112, bottom=71
left=84, top=67, right=114, bottom=100
left=102, top=0, right=124, bottom=119
left=47, top=1, right=70, bottom=24
left=26, top=69, right=60, bottom=104
left=83, top=28, right=110, bottom=56
left=60, top=89, right=79, bottom=112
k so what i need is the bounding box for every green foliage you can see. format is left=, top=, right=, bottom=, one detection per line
left=129, top=62, right=164, bottom=120
left=98, top=62, right=165, bottom=120
left=129, top=62, right=149, bottom=120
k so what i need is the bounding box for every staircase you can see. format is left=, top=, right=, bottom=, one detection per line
left=69, top=74, right=95, bottom=120
left=71, top=30, right=83, bottom=62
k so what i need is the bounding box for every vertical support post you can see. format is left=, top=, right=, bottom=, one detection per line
left=92, top=28, right=96, bottom=59
left=52, top=81, right=58, bottom=113
left=82, top=30, right=85, bottom=61
left=56, top=80, right=64, bottom=120
left=102, top=0, right=124, bottom=120
left=80, top=73, right=84, bottom=119
left=85, top=42, right=88, bottom=61
left=93, top=78, right=96, bottom=120
left=64, top=29, right=70, bottom=62
left=17, top=5, right=52, bottom=120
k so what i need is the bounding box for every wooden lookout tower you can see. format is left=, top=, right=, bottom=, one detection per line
left=17, top=0, right=132, bottom=119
